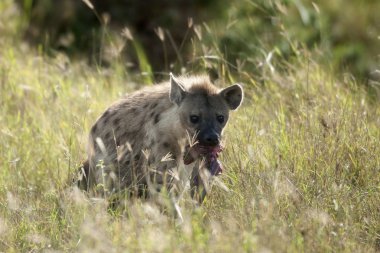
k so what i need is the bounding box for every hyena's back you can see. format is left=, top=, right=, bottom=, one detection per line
left=81, top=84, right=180, bottom=194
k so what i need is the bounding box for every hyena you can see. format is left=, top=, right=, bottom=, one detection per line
left=77, top=74, right=243, bottom=202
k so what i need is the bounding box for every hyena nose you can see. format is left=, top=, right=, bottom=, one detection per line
left=202, top=132, right=220, bottom=146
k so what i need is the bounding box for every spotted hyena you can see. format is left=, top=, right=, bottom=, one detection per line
left=78, top=74, right=243, bottom=202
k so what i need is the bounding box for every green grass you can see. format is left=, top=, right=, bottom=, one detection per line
left=1, top=1, right=380, bottom=252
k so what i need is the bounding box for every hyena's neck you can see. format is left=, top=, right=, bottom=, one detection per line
left=157, top=106, right=187, bottom=146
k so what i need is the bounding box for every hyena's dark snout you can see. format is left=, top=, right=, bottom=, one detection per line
left=198, top=129, right=220, bottom=146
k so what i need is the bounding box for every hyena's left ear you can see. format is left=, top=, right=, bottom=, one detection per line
left=220, top=84, right=244, bottom=110
left=169, top=73, right=187, bottom=105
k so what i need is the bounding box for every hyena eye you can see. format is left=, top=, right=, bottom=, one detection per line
left=217, top=115, right=225, bottom=124
left=190, top=115, right=200, bottom=124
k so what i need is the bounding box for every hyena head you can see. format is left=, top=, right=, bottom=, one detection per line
left=169, top=74, right=243, bottom=146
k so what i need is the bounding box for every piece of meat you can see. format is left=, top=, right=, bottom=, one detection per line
left=183, top=143, right=223, bottom=176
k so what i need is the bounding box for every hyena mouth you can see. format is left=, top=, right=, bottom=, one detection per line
left=183, top=143, right=223, bottom=176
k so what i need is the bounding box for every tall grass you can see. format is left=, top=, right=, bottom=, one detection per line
left=0, top=1, right=379, bottom=252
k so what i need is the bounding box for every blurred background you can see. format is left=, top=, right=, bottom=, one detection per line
left=2, top=0, right=380, bottom=83
left=1, top=2, right=380, bottom=251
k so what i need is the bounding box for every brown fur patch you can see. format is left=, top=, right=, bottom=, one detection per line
left=103, top=117, right=109, bottom=125
left=154, top=114, right=160, bottom=124
left=188, top=83, right=219, bottom=95
left=177, top=75, right=219, bottom=95
left=91, top=124, right=97, bottom=133
left=102, top=110, right=110, bottom=118
left=113, top=118, right=121, bottom=126
left=120, top=132, right=129, bottom=142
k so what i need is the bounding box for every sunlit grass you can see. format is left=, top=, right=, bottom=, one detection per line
left=0, top=1, right=379, bottom=252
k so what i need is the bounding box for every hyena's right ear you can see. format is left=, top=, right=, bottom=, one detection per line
left=169, top=73, right=187, bottom=105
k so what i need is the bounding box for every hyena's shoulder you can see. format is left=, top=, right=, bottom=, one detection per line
left=89, top=83, right=173, bottom=149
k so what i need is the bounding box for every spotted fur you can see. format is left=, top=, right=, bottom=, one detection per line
left=78, top=74, right=243, bottom=201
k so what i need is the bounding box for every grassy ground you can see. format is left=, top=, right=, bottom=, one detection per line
left=1, top=1, right=380, bottom=252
